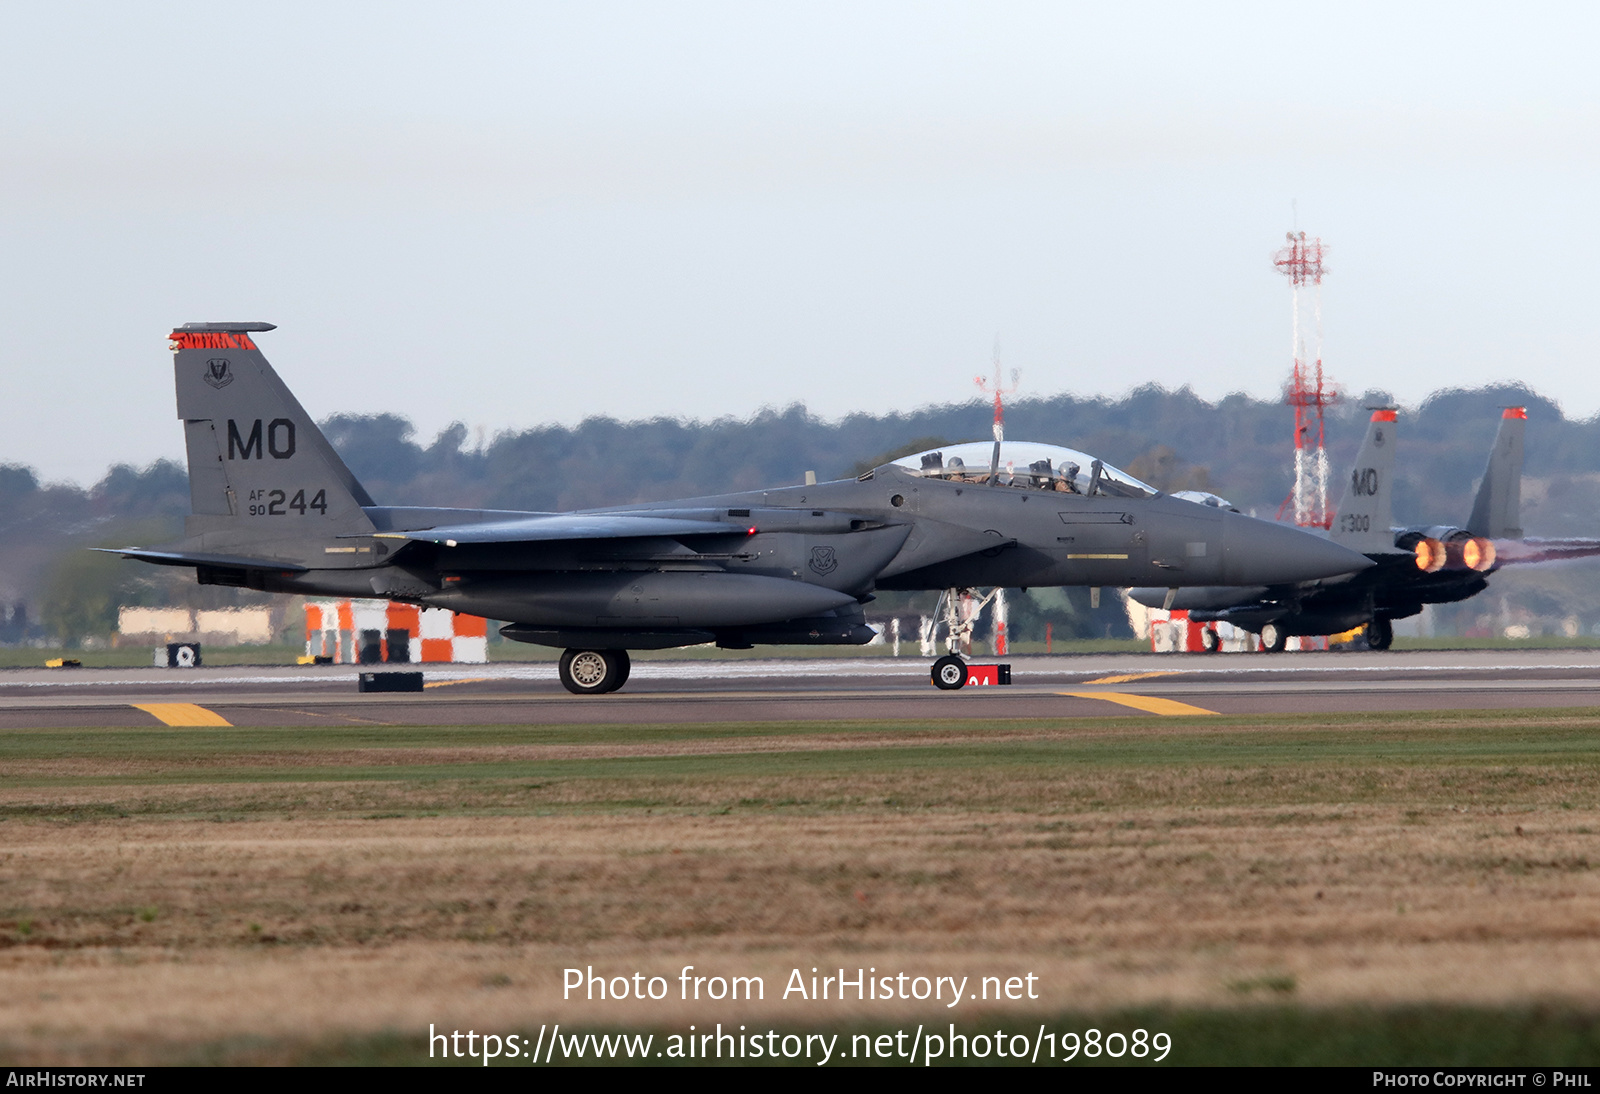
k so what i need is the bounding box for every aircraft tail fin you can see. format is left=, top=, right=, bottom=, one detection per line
left=1329, top=408, right=1398, bottom=553
left=1466, top=407, right=1525, bottom=539
left=170, top=323, right=375, bottom=535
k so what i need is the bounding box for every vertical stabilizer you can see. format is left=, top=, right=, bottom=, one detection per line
left=169, top=323, right=376, bottom=536
left=1329, top=408, right=1398, bottom=553
left=1467, top=407, right=1525, bottom=539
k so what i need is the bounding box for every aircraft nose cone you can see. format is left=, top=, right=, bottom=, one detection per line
left=1220, top=513, right=1374, bottom=585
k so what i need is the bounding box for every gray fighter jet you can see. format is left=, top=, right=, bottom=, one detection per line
left=1129, top=406, right=1586, bottom=651
left=104, top=323, right=1371, bottom=692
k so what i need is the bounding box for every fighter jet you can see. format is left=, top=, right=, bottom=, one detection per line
left=1130, top=406, right=1562, bottom=651
left=104, top=323, right=1372, bottom=692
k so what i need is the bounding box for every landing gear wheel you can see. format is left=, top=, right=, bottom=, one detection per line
left=611, top=649, right=631, bottom=688
left=931, top=654, right=968, bottom=690
left=1364, top=618, right=1393, bottom=651
left=559, top=648, right=626, bottom=694
left=1201, top=627, right=1222, bottom=653
left=1259, top=623, right=1288, bottom=653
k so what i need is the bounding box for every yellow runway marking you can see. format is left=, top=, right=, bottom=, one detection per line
left=132, top=703, right=232, bottom=726
left=1081, top=671, right=1178, bottom=686
left=423, top=678, right=491, bottom=689
left=1059, top=691, right=1217, bottom=716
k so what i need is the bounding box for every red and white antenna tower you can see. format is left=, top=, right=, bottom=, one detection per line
left=971, top=337, right=1019, bottom=656
left=975, top=337, right=1020, bottom=455
left=1273, top=232, right=1338, bottom=528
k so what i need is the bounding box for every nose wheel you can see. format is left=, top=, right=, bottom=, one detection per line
left=931, top=654, right=968, bottom=690
left=559, top=649, right=631, bottom=694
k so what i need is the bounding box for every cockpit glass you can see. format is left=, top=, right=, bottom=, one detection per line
left=889, top=441, right=1159, bottom=499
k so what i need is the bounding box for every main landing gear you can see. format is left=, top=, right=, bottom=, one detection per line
left=1364, top=618, right=1394, bottom=651
left=558, top=648, right=632, bottom=694
left=1258, top=622, right=1289, bottom=653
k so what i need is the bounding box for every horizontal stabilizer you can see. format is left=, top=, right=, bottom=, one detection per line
left=92, top=547, right=308, bottom=572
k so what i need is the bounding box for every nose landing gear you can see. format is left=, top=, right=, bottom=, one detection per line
left=931, top=654, right=968, bottom=690
left=559, top=648, right=632, bottom=694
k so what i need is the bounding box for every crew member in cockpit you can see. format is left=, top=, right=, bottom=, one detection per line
left=1055, top=461, right=1080, bottom=493
left=946, top=456, right=971, bottom=482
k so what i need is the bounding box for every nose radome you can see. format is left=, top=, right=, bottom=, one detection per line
left=1220, top=512, right=1375, bottom=585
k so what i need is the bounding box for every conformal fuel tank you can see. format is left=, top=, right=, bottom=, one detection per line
left=431, top=570, right=860, bottom=629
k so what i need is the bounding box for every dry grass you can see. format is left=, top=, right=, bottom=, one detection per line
left=0, top=710, right=1598, bottom=1062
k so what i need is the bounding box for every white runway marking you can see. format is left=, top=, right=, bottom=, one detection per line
left=1, top=650, right=1598, bottom=690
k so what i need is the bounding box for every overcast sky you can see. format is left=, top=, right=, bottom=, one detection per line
left=3, top=2, right=1599, bottom=483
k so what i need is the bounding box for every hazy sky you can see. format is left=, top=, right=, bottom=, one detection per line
left=3, top=2, right=1599, bottom=483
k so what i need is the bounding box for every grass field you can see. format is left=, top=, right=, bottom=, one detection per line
left=2, top=707, right=1599, bottom=1065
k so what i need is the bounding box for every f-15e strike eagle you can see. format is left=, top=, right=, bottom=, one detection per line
left=106, top=323, right=1372, bottom=693
left=1130, top=405, right=1600, bottom=651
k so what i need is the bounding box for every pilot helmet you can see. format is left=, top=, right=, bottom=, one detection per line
left=1060, top=461, right=1080, bottom=480
left=946, top=456, right=966, bottom=473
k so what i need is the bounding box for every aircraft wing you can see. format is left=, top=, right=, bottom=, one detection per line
left=374, top=513, right=753, bottom=546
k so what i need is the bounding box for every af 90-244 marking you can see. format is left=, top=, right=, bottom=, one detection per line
left=247, top=488, right=328, bottom=517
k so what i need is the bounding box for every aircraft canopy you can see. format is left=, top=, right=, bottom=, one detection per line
left=890, top=441, right=1159, bottom=499
left=1170, top=489, right=1240, bottom=513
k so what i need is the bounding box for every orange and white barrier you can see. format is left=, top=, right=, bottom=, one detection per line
left=1149, top=609, right=1207, bottom=652
left=1145, top=609, right=1256, bottom=653
left=304, top=600, right=489, bottom=663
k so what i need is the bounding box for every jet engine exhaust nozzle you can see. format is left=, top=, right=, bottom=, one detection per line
left=1414, top=538, right=1447, bottom=573
left=1459, top=536, right=1496, bottom=572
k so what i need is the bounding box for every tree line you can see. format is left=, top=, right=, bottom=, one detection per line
left=4, top=381, right=1595, bottom=645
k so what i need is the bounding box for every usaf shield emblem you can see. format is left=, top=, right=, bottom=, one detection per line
left=808, top=545, right=838, bottom=576
left=203, top=358, right=234, bottom=389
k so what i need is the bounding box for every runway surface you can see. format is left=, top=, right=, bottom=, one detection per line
left=3, top=649, right=1600, bottom=727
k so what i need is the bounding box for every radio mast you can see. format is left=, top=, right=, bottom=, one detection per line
left=1274, top=232, right=1337, bottom=528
